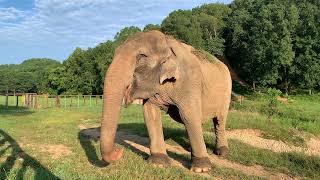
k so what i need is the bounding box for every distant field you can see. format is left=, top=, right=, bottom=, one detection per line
left=1, top=93, right=320, bottom=179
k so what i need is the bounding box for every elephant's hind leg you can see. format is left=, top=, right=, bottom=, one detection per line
left=143, top=100, right=171, bottom=167
left=213, top=115, right=229, bottom=157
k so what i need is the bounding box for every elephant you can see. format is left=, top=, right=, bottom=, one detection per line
left=100, top=30, right=232, bottom=173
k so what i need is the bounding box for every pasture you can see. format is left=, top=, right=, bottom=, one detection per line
left=0, top=93, right=320, bottom=179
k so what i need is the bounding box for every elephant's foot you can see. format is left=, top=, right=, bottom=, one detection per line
left=147, top=153, right=171, bottom=168
left=101, top=148, right=123, bottom=163
left=215, top=146, right=229, bottom=157
left=190, top=157, right=211, bottom=173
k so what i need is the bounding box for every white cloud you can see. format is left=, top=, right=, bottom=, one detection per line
left=0, top=0, right=231, bottom=63
left=0, top=7, right=29, bottom=21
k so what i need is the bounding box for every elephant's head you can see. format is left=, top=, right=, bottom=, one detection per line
left=100, top=30, right=179, bottom=162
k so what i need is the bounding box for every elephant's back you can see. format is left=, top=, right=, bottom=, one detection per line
left=200, top=60, right=232, bottom=120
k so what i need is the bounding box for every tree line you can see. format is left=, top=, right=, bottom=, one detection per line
left=1, top=0, right=319, bottom=95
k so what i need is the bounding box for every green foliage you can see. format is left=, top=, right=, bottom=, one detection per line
left=0, top=59, right=61, bottom=94
left=161, top=3, right=231, bottom=56
left=143, top=24, right=161, bottom=32
left=225, top=0, right=320, bottom=91
left=114, top=26, right=141, bottom=45
left=63, top=48, right=95, bottom=94
left=264, top=88, right=282, bottom=119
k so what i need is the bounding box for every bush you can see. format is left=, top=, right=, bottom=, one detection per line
left=264, top=88, right=282, bottom=120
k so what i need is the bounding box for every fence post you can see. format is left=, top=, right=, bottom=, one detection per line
left=46, top=95, right=49, bottom=108
left=13, top=91, right=16, bottom=106
left=64, top=95, right=66, bottom=108
left=55, top=95, right=60, bottom=108
left=77, top=95, right=80, bottom=108
left=35, top=94, right=38, bottom=109
left=16, top=95, right=19, bottom=107
left=31, top=95, right=34, bottom=108
left=5, top=94, right=8, bottom=108
left=89, top=95, right=92, bottom=107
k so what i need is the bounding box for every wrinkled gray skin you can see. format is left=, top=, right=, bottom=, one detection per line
left=100, top=30, right=232, bottom=173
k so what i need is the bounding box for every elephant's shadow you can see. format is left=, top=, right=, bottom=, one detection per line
left=78, top=123, right=217, bottom=168
left=0, top=129, right=60, bottom=180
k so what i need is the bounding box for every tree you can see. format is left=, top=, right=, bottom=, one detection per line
left=63, top=48, right=100, bottom=94
left=47, top=66, right=67, bottom=95
left=161, top=10, right=204, bottom=49
left=114, top=26, right=141, bottom=45
left=225, top=0, right=299, bottom=91
left=290, top=1, right=320, bottom=92
left=88, top=41, right=116, bottom=94
left=194, top=3, right=231, bottom=56
left=161, top=4, right=230, bottom=56
left=143, top=24, right=161, bottom=32
left=0, top=59, right=61, bottom=94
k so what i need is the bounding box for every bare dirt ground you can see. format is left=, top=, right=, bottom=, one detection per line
left=39, top=144, right=72, bottom=159
left=18, top=137, right=73, bottom=159
left=79, top=125, right=316, bottom=179
left=226, top=129, right=320, bottom=156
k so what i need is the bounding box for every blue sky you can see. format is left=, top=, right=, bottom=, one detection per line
left=0, top=0, right=232, bottom=64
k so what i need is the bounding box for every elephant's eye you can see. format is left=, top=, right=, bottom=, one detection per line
left=136, top=54, right=148, bottom=61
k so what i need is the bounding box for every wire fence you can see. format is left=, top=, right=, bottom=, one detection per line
left=0, top=93, right=143, bottom=109
left=1, top=92, right=242, bottom=110
left=0, top=94, right=104, bottom=109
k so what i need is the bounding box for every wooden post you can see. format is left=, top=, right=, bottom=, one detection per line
left=31, top=95, right=34, bottom=108
left=89, top=95, right=92, bottom=107
left=22, top=94, right=25, bottom=107
left=46, top=95, right=49, bottom=108
left=64, top=95, right=67, bottom=108
left=5, top=93, right=8, bottom=108
left=25, top=94, right=28, bottom=107
left=16, top=95, right=19, bottom=107
left=56, top=96, right=61, bottom=108
left=13, top=90, right=16, bottom=106
left=34, top=94, right=38, bottom=109
left=77, top=95, right=80, bottom=108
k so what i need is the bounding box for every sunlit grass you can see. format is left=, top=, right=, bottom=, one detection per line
left=1, top=93, right=320, bottom=179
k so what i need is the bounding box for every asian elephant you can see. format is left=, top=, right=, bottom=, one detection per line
left=100, top=30, right=232, bottom=173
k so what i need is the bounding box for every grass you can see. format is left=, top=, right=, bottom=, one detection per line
left=227, top=140, right=320, bottom=179
left=223, top=93, right=320, bottom=146
left=1, top=93, right=320, bottom=179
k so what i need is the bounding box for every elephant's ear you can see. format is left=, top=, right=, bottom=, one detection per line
left=159, top=47, right=180, bottom=84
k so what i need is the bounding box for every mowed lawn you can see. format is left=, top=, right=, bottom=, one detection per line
left=1, top=94, right=320, bottom=179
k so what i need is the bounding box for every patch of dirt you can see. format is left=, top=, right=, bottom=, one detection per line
left=39, top=144, right=72, bottom=159
left=227, top=129, right=320, bottom=156
left=276, top=96, right=289, bottom=104
left=307, top=137, right=320, bottom=156
left=79, top=126, right=295, bottom=179
left=78, top=124, right=100, bottom=130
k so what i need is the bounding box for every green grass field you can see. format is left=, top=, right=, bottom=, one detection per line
left=1, top=93, right=320, bottom=179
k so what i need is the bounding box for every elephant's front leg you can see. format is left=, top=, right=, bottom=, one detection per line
left=179, top=102, right=211, bottom=173
left=143, top=100, right=171, bottom=167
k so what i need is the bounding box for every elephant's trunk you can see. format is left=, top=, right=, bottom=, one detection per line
left=100, top=50, right=134, bottom=161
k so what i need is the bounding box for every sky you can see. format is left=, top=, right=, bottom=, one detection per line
left=0, top=0, right=232, bottom=64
